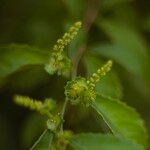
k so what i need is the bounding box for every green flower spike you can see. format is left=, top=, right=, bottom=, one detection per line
left=45, top=21, right=82, bottom=75
left=14, top=95, right=62, bottom=131
left=65, top=60, right=113, bottom=106
left=87, top=60, right=113, bottom=90
left=14, top=95, right=56, bottom=118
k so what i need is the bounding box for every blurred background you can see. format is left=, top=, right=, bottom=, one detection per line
left=0, top=0, right=150, bottom=149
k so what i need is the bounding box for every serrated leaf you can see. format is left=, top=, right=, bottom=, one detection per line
left=31, top=129, right=53, bottom=150
left=70, top=133, right=142, bottom=150
left=84, top=53, right=122, bottom=99
left=0, top=44, right=49, bottom=79
left=92, top=95, right=148, bottom=149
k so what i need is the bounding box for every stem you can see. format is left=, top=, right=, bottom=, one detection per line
left=72, top=0, right=100, bottom=79
left=60, top=0, right=100, bottom=133
left=83, top=0, right=100, bottom=32
left=72, top=45, right=86, bottom=79
left=61, top=98, right=68, bottom=119
left=60, top=98, right=68, bottom=132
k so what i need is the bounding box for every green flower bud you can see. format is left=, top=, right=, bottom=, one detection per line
left=65, top=77, right=96, bottom=106
left=64, top=60, right=113, bottom=106
left=45, top=21, right=82, bottom=75
left=47, top=115, right=62, bottom=132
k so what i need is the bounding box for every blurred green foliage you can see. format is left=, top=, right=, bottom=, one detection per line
left=0, top=0, right=150, bottom=149
left=70, top=133, right=143, bottom=150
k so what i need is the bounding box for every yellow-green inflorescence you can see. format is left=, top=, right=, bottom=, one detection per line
left=87, top=60, right=113, bottom=90
left=51, top=130, right=73, bottom=150
left=14, top=95, right=61, bottom=132
left=45, top=21, right=82, bottom=75
left=65, top=60, right=113, bottom=106
left=65, top=77, right=96, bottom=106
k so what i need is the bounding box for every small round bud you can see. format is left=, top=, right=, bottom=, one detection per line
left=47, top=115, right=61, bottom=132
left=75, top=21, right=82, bottom=27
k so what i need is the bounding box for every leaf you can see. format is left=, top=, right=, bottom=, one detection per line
left=31, top=129, right=53, bottom=150
left=21, top=114, right=46, bottom=149
left=94, top=20, right=150, bottom=79
left=3, top=65, right=50, bottom=90
left=84, top=53, right=122, bottom=99
left=68, top=30, right=87, bottom=61
left=63, top=0, right=86, bottom=18
left=101, top=0, right=133, bottom=10
left=143, top=15, right=150, bottom=32
left=70, top=133, right=143, bottom=150
left=92, top=95, right=148, bottom=149
left=0, top=44, right=49, bottom=79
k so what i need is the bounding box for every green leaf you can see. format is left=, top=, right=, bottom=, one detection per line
left=63, top=0, right=86, bottom=18
left=143, top=15, right=150, bottom=32
left=31, top=129, right=53, bottom=150
left=21, top=114, right=46, bottom=149
left=94, top=20, right=150, bottom=78
left=84, top=53, right=122, bottom=99
left=101, top=0, right=133, bottom=10
left=92, top=95, right=148, bottom=149
left=0, top=44, right=49, bottom=79
left=3, top=65, right=50, bottom=90
left=70, top=133, right=143, bottom=150
left=68, top=30, right=87, bottom=61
